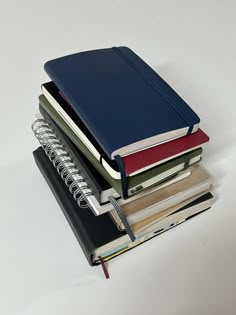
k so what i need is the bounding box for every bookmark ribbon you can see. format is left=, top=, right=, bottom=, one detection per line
left=108, top=196, right=136, bottom=242
left=187, top=125, right=193, bottom=135
left=98, top=256, right=109, bottom=279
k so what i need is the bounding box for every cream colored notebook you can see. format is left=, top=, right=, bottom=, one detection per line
left=110, top=164, right=211, bottom=226
left=132, top=187, right=214, bottom=233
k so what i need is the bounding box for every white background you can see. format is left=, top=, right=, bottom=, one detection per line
left=0, top=1, right=236, bottom=314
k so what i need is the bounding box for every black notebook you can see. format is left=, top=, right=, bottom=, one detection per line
left=33, top=146, right=125, bottom=265
left=33, top=146, right=214, bottom=265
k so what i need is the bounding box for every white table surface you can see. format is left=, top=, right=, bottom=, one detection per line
left=0, top=1, right=236, bottom=314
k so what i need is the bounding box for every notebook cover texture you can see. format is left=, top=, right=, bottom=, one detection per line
left=39, top=101, right=202, bottom=198
left=123, top=129, right=209, bottom=174
left=33, top=147, right=212, bottom=265
left=41, top=82, right=205, bottom=176
left=44, top=46, right=200, bottom=159
left=39, top=105, right=118, bottom=205
left=33, top=146, right=125, bottom=266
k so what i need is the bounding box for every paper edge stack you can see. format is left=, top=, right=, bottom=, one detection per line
left=31, top=46, right=215, bottom=271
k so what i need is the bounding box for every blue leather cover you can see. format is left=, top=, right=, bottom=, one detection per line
left=44, top=46, right=200, bottom=159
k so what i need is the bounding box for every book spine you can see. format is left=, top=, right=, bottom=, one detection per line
left=33, top=147, right=95, bottom=265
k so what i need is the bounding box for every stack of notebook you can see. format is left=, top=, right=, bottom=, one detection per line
left=32, top=46, right=215, bottom=269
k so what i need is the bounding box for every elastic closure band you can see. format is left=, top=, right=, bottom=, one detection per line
left=114, top=155, right=128, bottom=199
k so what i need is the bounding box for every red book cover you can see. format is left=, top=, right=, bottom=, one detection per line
left=123, top=129, right=209, bottom=175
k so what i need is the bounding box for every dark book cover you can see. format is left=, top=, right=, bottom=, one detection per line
left=41, top=81, right=118, bottom=172
left=33, top=146, right=213, bottom=266
left=39, top=96, right=202, bottom=199
left=33, top=146, right=125, bottom=266
left=44, top=46, right=200, bottom=159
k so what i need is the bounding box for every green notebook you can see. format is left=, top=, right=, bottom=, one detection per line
left=39, top=94, right=202, bottom=198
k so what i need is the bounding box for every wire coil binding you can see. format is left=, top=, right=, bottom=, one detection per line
left=32, top=117, right=92, bottom=208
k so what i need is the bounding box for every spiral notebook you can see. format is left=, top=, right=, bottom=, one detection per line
left=32, top=113, right=197, bottom=241
left=32, top=113, right=202, bottom=242
left=32, top=115, right=140, bottom=241
left=33, top=146, right=214, bottom=265
left=32, top=114, right=192, bottom=213
left=39, top=105, right=121, bottom=205
left=39, top=95, right=203, bottom=199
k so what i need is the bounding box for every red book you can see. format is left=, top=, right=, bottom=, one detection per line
left=123, top=129, right=209, bottom=176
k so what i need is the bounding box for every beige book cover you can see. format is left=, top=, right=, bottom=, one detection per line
left=110, top=164, right=211, bottom=227
left=110, top=190, right=209, bottom=232
left=132, top=189, right=213, bottom=233
left=122, top=164, right=210, bottom=216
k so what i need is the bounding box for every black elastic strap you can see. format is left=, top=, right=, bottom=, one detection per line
left=184, top=159, right=190, bottom=169
left=112, top=46, right=195, bottom=135
left=99, top=153, right=106, bottom=164
left=114, top=155, right=128, bottom=199
left=187, top=125, right=194, bottom=135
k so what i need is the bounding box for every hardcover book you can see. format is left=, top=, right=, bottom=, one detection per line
left=111, top=189, right=213, bottom=231
left=41, top=83, right=207, bottom=179
left=44, top=46, right=200, bottom=160
left=33, top=146, right=214, bottom=265
left=39, top=96, right=203, bottom=199
left=32, top=112, right=192, bottom=216
left=121, top=164, right=212, bottom=225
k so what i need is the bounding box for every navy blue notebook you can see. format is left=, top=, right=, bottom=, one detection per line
left=44, top=46, right=200, bottom=160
